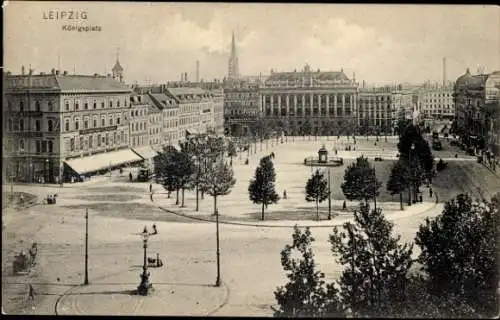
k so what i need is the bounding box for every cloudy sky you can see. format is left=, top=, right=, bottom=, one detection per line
left=4, top=2, right=499, bottom=85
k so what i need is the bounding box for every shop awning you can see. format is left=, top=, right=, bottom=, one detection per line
left=64, top=148, right=143, bottom=174
left=132, top=146, right=159, bottom=160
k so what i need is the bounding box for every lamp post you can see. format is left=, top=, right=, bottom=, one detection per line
left=328, top=168, right=332, bottom=220
left=215, top=206, right=221, bottom=287
left=84, top=209, right=89, bottom=285
left=137, top=226, right=152, bottom=295
left=45, top=158, right=49, bottom=184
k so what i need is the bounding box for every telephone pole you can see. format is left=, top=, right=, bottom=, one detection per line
left=84, top=208, right=89, bottom=285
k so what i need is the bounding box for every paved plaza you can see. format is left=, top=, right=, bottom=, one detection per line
left=2, top=136, right=499, bottom=315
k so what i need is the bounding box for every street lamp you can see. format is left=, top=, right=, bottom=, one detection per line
left=45, top=159, right=49, bottom=184
left=137, top=226, right=152, bottom=295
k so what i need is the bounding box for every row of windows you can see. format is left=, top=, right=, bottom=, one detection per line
left=8, top=119, right=55, bottom=132
left=130, top=121, right=147, bottom=132
left=264, top=95, right=354, bottom=105
left=265, top=108, right=352, bottom=117
left=131, top=109, right=147, bottom=117
left=35, top=140, right=54, bottom=154
left=7, top=100, right=54, bottom=112
left=68, top=131, right=127, bottom=152
left=64, top=116, right=123, bottom=131
left=131, top=136, right=147, bottom=147
left=64, top=97, right=128, bottom=112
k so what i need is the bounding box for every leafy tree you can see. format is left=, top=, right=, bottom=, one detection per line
left=155, top=146, right=182, bottom=204
left=341, top=156, right=382, bottom=209
left=415, top=193, right=499, bottom=317
left=329, top=203, right=414, bottom=317
left=248, top=155, right=280, bottom=220
left=305, top=169, right=329, bottom=220
left=274, top=226, right=343, bottom=317
left=226, top=139, right=237, bottom=163
left=386, top=159, right=410, bottom=210
left=177, top=150, right=195, bottom=207
left=302, top=119, right=312, bottom=140
left=202, top=159, right=236, bottom=215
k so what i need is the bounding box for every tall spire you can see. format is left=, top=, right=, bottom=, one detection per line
left=112, top=47, right=124, bottom=83
left=228, top=30, right=239, bottom=79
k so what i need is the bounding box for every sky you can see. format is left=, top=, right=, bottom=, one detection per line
left=4, top=2, right=499, bottom=85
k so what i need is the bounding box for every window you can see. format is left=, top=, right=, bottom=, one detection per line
left=84, top=102, right=88, bottom=110
left=35, top=101, right=41, bottom=111
left=93, top=118, right=97, bottom=128
left=89, top=136, right=93, bottom=148
left=20, top=101, right=24, bottom=112
left=35, top=120, right=41, bottom=131
left=65, top=101, right=70, bottom=111
left=48, top=101, right=53, bottom=111
left=36, top=140, right=41, bottom=153
left=110, top=100, right=113, bottom=108
left=19, top=139, right=25, bottom=152
left=8, top=119, right=13, bottom=131
left=117, top=100, right=120, bottom=107
left=93, top=102, right=97, bottom=109
left=48, top=141, right=53, bottom=153
left=101, top=118, right=105, bottom=126
left=97, top=134, right=101, bottom=146
left=75, top=120, right=79, bottom=130
left=84, top=119, right=89, bottom=129
left=80, top=137, right=84, bottom=150
left=19, top=119, right=24, bottom=131
left=101, top=102, right=105, bottom=108
left=42, top=141, right=47, bottom=153
left=70, top=138, right=75, bottom=152
left=117, top=117, right=121, bottom=125
left=65, top=121, right=70, bottom=131
left=105, top=133, right=109, bottom=145
left=109, top=118, right=113, bottom=126
left=75, top=101, right=79, bottom=110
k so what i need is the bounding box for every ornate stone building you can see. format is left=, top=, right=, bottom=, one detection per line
left=223, top=81, right=261, bottom=136
left=454, top=69, right=500, bottom=155
left=3, top=70, right=140, bottom=183
left=358, top=86, right=393, bottom=134
left=259, top=64, right=358, bottom=135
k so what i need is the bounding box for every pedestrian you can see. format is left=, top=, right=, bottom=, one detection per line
left=149, top=183, right=152, bottom=193
left=28, top=284, right=35, bottom=301
left=343, top=200, right=347, bottom=210
left=283, top=190, right=287, bottom=200
left=129, top=172, right=133, bottom=182
left=429, top=187, right=433, bottom=198
left=152, top=224, right=158, bottom=235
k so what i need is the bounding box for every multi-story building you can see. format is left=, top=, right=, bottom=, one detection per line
left=260, top=64, right=359, bottom=136
left=358, top=86, right=393, bottom=134
left=147, top=92, right=180, bottom=146
left=417, top=83, right=455, bottom=120
left=129, top=94, right=149, bottom=148
left=3, top=69, right=143, bottom=183
left=454, top=69, right=500, bottom=156
left=391, top=90, right=416, bottom=125
left=223, top=81, right=261, bottom=136
left=145, top=97, right=162, bottom=149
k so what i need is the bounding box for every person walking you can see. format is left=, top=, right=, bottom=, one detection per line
left=283, top=190, right=287, bottom=200
left=149, top=183, right=152, bottom=193
left=129, top=172, right=133, bottom=182
left=429, top=187, right=433, bottom=198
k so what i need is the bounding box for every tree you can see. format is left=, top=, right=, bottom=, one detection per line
left=415, top=193, right=499, bottom=317
left=202, top=159, right=236, bottom=215
left=226, top=139, right=237, bottom=163
left=341, top=156, right=382, bottom=209
left=302, top=119, right=312, bottom=140
left=274, top=226, right=343, bottom=317
left=329, top=203, right=414, bottom=317
left=155, top=146, right=182, bottom=204
left=386, top=159, right=409, bottom=210
left=248, top=155, right=280, bottom=220
left=305, top=169, right=329, bottom=220
left=175, top=150, right=195, bottom=207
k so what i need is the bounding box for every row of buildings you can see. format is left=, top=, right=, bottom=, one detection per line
left=2, top=61, right=224, bottom=184
left=223, top=65, right=457, bottom=138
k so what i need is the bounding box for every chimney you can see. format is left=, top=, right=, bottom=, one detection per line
left=63, top=70, right=68, bottom=76
left=442, top=57, right=447, bottom=87
left=55, top=70, right=60, bottom=75
left=196, top=60, right=200, bottom=83
left=21, top=65, right=26, bottom=75
left=185, top=72, right=188, bottom=82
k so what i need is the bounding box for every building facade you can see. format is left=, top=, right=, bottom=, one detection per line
left=454, top=69, right=500, bottom=156
left=3, top=70, right=137, bottom=183
left=358, top=86, right=393, bottom=134
left=223, top=81, right=261, bottom=136
left=129, top=94, right=149, bottom=148
left=417, top=83, right=455, bottom=120
left=147, top=92, right=180, bottom=146
left=260, top=64, right=359, bottom=136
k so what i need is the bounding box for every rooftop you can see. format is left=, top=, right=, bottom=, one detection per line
left=166, top=87, right=207, bottom=96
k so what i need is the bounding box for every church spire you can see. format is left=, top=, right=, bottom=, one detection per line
left=112, top=47, right=124, bottom=83
left=228, top=30, right=239, bottom=79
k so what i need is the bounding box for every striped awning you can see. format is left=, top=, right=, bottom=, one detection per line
left=64, top=148, right=143, bottom=174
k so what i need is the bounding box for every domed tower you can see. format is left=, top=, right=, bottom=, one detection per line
left=112, top=48, right=124, bottom=83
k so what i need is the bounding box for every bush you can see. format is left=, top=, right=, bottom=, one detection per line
left=436, top=159, right=447, bottom=171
